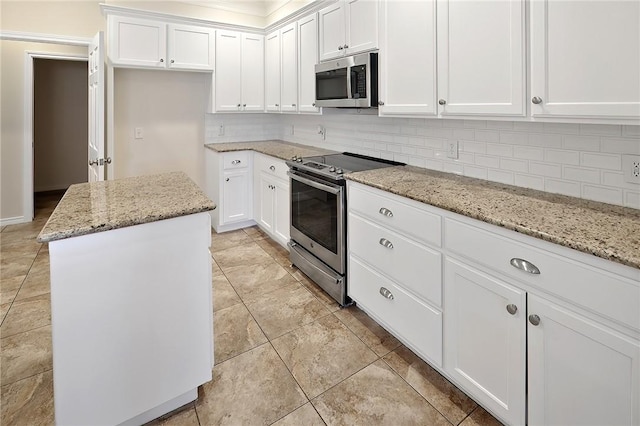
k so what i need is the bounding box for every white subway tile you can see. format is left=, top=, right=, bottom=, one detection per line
left=442, top=119, right=465, bottom=128
left=543, top=123, right=580, bottom=134
left=460, top=141, right=486, bottom=154
left=416, top=127, right=433, bottom=137
left=562, top=135, right=600, bottom=152
left=402, top=145, right=417, bottom=155
left=464, top=165, right=488, bottom=179
left=624, top=191, right=640, bottom=209
left=432, top=127, right=454, bottom=139
left=513, top=122, right=543, bottom=132
left=528, top=133, right=563, bottom=148
left=582, top=185, right=623, bottom=205
left=622, top=126, right=640, bottom=137
left=452, top=129, right=475, bottom=140
left=424, top=118, right=443, bottom=128
left=544, top=149, right=580, bottom=165
left=393, top=135, right=410, bottom=145
left=458, top=152, right=475, bottom=164
left=425, top=159, right=444, bottom=171
left=475, top=130, right=500, bottom=143
left=407, top=136, right=426, bottom=146
left=581, top=152, right=621, bottom=170
left=475, top=155, right=500, bottom=168
left=513, top=146, right=544, bottom=161
left=401, top=126, right=418, bottom=135
left=514, top=174, right=544, bottom=190
left=488, top=169, right=514, bottom=185
left=500, top=132, right=528, bottom=145
left=529, top=162, right=562, bottom=178
left=487, top=143, right=513, bottom=157
left=602, top=171, right=625, bottom=187
left=387, top=144, right=403, bottom=153
left=375, top=143, right=387, bottom=151
left=425, top=138, right=446, bottom=149
left=443, top=161, right=464, bottom=175
left=394, top=154, right=410, bottom=163
left=486, top=121, right=515, bottom=130
left=417, top=148, right=434, bottom=157
left=600, top=137, right=640, bottom=155
left=500, top=158, right=529, bottom=173
left=579, top=124, right=621, bottom=136
left=544, top=179, right=581, bottom=197
left=562, top=166, right=600, bottom=184
left=464, top=120, right=487, bottom=129
left=408, top=157, right=426, bottom=167
left=380, top=152, right=394, bottom=161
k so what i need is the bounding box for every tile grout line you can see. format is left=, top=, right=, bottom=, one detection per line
left=0, top=366, right=54, bottom=390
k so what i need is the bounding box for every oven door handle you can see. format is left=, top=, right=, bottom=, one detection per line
left=287, top=171, right=343, bottom=195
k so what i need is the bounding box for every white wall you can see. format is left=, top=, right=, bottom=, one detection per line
left=114, top=69, right=210, bottom=188
left=205, top=112, right=640, bottom=209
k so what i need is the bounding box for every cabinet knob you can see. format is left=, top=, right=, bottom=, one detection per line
left=438, top=99, right=446, bottom=105
left=343, top=44, right=348, bottom=49
left=270, top=165, right=276, bottom=171
left=379, top=207, right=393, bottom=217
left=225, top=178, right=230, bottom=182
left=170, top=59, right=175, bottom=64
left=378, top=101, right=385, bottom=106
left=529, top=314, right=541, bottom=326
left=379, top=287, right=394, bottom=300
left=312, top=102, right=316, bottom=107
left=506, top=304, right=518, bottom=315
left=510, top=258, right=540, bottom=274
left=243, top=104, right=247, bottom=107
left=237, top=104, right=241, bottom=108
left=338, top=45, right=344, bottom=50
left=532, top=96, right=543, bottom=104
left=379, top=238, right=394, bottom=249
left=160, top=58, right=164, bottom=63
left=231, top=160, right=241, bottom=165
left=292, top=103, right=296, bottom=107
left=275, top=103, right=279, bottom=107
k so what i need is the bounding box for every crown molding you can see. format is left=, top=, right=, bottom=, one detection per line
left=0, top=30, right=92, bottom=46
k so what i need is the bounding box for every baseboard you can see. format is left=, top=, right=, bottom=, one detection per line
left=213, top=219, right=256, bottom=233
left=0, top=216, right=27, bottom=226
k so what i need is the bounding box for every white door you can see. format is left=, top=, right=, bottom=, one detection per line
left=280, top=23, right=298, bottom=113
left=530, top=0, right=640, bottom=118
left=215, top=30, right=242, bottom=112
left=345, top=0, right=378, bottom=56
left=222, top=169, right=250, bottom=223
left=437, top=0, right=525, bottom=116
left=319, top=2, right=346, bottom=61
left=444, top=258, right=526, bottom=426
left=265, top=30, right=281, bottom=112
left=241, top=34, right=265, bottom=111
left=88, top=32, right=105, bottom=182
left=379, top=0, right=436, bottom=116
left=298, top=13, right=320, bottom=113
left=528, top=294, right=640, bottom=426
left=167, top=24, right=214, bottom=71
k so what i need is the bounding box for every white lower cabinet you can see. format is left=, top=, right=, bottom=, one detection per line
left=253, top=153, right=290, bottom=248
left=444, top=258, right=526, bottom=426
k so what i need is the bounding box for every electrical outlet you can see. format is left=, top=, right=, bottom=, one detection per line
left=317, top=125, right=326, bottom=140
left=134, top=127, right=144, bottom=139
left=218, top=124, right=224, bottom=136
left=622, top=154, right=640, bottom=184
left=446, top=141, right=459, bottom=159
left=289, top=124, right=295, bottom=136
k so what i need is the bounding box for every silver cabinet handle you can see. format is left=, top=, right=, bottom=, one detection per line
left=170, top=59, right=175, bottom=64
left=160, top=58, right=164, bottom=63
left=510, top=258, right=540, bottom=274
left=532, top=96, right=543, bottom=104
left=438, top=99, right=446, bottom=105
left=338, top=45, right=344, bottom=50
left=89, top=159, right=99, bottom=166
left=231, top=160, right=241, bottom=165
left=379, top=287, right=394, bottom=300
left=379, top=238, right=394, bottom=249
left=378, top=101, right=385, bottom=106
left=379, top=207, right=393, bottom=218
left=225, top=178, right=230, bottom=182
left=506, top=304, right=518, bottom=315
left=269, top=165, right=275, bottom=171
left=529, top=314, right=541, bottom=326
left=343, top=44, right=348, bottom=49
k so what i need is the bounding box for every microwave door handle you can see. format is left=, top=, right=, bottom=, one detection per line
left=287, top=171, right=342, bottom=195
left=346, top=66, right=352, bottom=99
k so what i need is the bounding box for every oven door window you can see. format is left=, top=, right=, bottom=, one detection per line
left=316, top=67, right=348, bottom=100
left=291, top=178, right=339, bottom=254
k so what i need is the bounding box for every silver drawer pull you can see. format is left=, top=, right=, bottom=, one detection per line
left=379, top=207, right=393, bottom=218
left=510, top=258, right=540, bottom=274
left=379, top=287, right=394, bottom=300
left=270, top=165, right=276, bottom=171
left=231, top=160, right=242, bottom=165
left=379, top=238, right=394, bottom=249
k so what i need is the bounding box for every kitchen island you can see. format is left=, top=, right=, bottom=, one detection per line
left=37, top=172, right=215, bottom=426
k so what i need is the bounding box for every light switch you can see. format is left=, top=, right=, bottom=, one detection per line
left=134, top=127, right=144, bottom=139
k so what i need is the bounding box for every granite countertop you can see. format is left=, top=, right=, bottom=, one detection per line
left=37, top=172, right=215, bottom=243
left=345, top=166, right=640, bottom=270
left=205, top=140, right=336, bottom=160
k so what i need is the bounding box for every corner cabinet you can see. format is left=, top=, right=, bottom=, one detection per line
left=107, top=15, right=214, bottom=71
left=204, top=149, right=254, bottom=232
left=319, top=0, right=378, bottom=62
left=214, top=31, right=264, bottom=112
left=530, top=0, right=640, bottom=119
left=253, top=153, right=290, bottom=248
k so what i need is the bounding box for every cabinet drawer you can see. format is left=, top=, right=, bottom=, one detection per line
left=349, top=213, right=442, bottom=307
left=349, top=256, right=442, bottom=367
left=445, top=219, right=640, bottom=331
left=348, top=184, right=441, bottom=247
left=256, top=153, right=288, bottom=181
left=222, top=151, right=251, bottom=170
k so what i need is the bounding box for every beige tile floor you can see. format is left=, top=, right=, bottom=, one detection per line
left=0, top=193, right=502, bottom=426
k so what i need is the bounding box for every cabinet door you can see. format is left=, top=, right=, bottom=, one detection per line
left=257, top=174, right=275, bottom=233
left=530, top=0, right=640, bottom=118
left=265, top=30, right=281, bottom=112
left=528, top=295, right=640, bottom=426
left=241, top=34, right=265, bottom=111
left=298, top=13, right=320, bottom=113
left=273, top=179, right=290, bottom=247
left=437, top=0, right=525, bottom=116
left=167, top=24, right=214, bottom=71
left=319, top=2, right=346, bottom=61
left=345, top=0, right=378, bottom=56
left=222, top=169, right=251, bottom=224
left=108, top=16, right=166, bottom=68
left=379, top=0, right=436, bottom=116
left=215, top=30, right=242, bottom=111
left=444, top=258, right=526, bottom=426
left=280, top=23, right=298, bottom=113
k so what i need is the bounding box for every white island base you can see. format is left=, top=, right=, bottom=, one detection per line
left=48, top=212, right=213, bottom=425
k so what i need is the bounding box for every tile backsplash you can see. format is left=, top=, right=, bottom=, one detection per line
left=205, top=112, right=640, bottom=209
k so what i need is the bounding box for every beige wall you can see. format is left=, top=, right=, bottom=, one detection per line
left=34, top=58, right=88, bottom=192
left=113, top=68, right=209, bottom=188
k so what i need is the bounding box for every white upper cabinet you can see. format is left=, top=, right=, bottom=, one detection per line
left=265, top=30, right=281, bottom=112
left=280, top=23, right=298, bottom=113
left=215, top=31, right=264, bottom=112
left=319, top=0, right=378, bottom=61
left=437, top=0, right=525, bottom=116
left=530, top=0, right=640, bottom=119
left=378, top=0, right=437, bottom=116
left=108, top=15, right=213, bottom=71
left=297, top=13, right=320, bottom=113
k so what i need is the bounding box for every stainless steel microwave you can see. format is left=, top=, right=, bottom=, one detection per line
left=315, top=52, right=378, bottom=108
